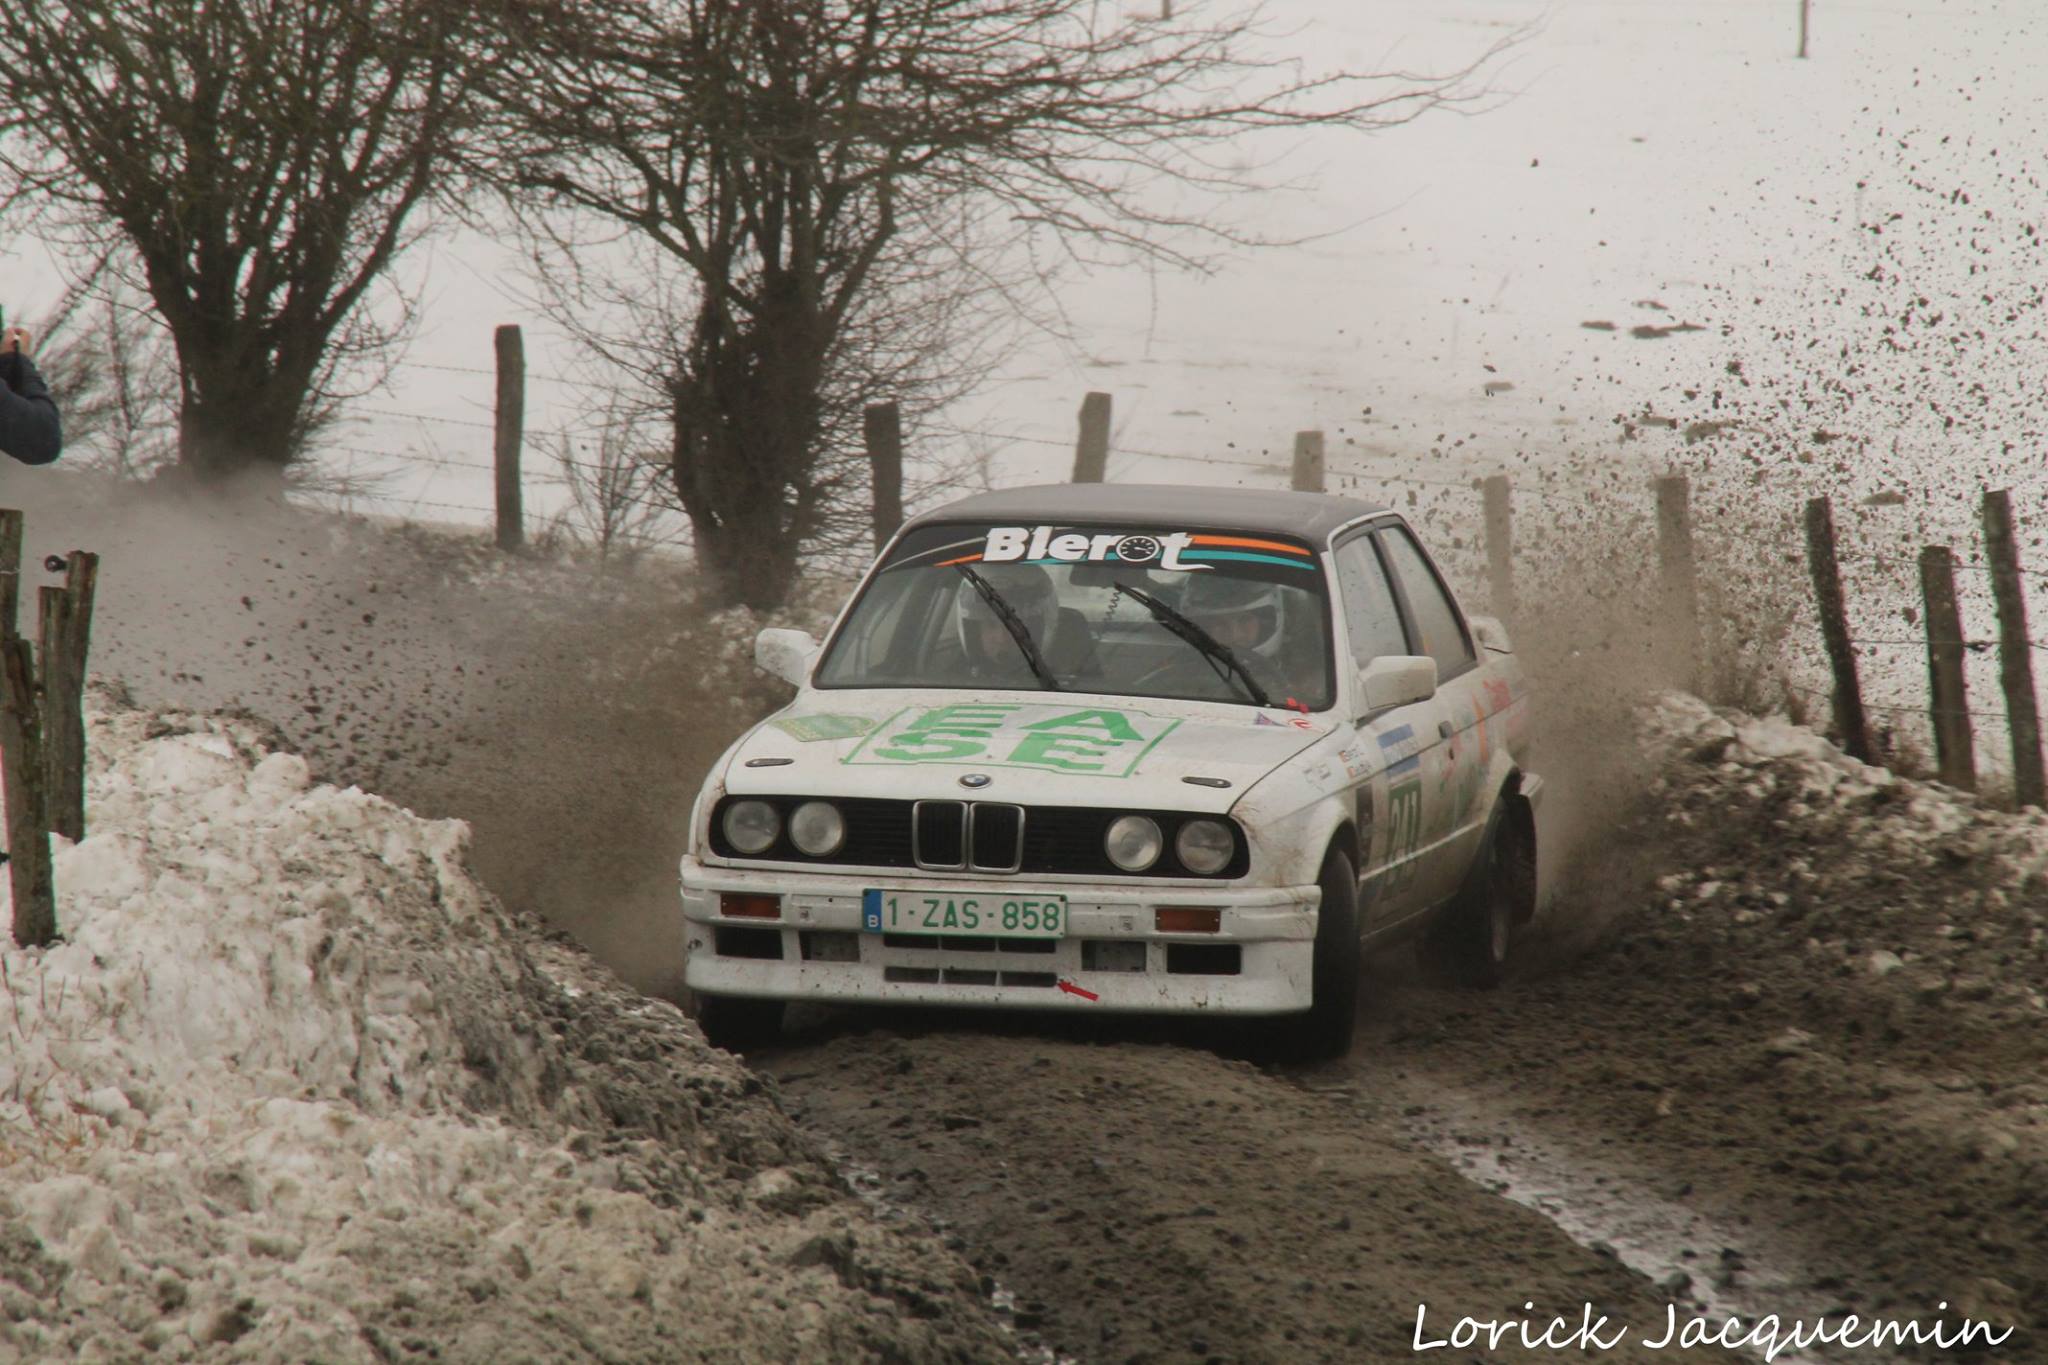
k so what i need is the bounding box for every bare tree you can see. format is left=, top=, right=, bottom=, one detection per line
left=30, top=265, right=180, bottom=480
left=0, top=0, right=492, bottom=483
left=551, top=404, right=677, bottom=571
left=528, top=221, right=1002, bottom=599
left=489, top=0, right=1515, bottom=609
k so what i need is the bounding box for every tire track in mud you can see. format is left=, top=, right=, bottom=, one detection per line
left=762, top=1015, right=1686, bottom=1365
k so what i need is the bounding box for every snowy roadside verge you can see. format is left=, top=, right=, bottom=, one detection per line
left=1635, top=692, right=2048, bottom=1028
left=1590, top=694, right=2048, bottom=1327
left=0, top=688, right=1009, bottom=1363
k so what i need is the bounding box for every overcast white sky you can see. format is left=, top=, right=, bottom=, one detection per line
left=8, top=0, right=2044, bottom=533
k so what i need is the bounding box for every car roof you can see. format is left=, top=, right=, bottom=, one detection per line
left=903, top=483, right=1391, bottom=545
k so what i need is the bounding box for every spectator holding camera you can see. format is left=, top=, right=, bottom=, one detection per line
left=0, top=323, right=61, bottom=466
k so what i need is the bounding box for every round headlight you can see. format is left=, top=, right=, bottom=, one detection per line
left=788, top=801, right=845, bottom=856
left=1175, top=819, right=1235, bottom=875
left=722, top=800, right=781, bottom=855
left=1104, top=814, right=1163, bottom=872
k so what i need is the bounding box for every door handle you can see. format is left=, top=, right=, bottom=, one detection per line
left=1438, top=720, right=1454, bottom=740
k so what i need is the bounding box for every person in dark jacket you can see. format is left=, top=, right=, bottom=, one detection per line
left=0, top=325, right=62, bottom=465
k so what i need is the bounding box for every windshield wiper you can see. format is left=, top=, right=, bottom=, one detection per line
left=955, top=565, right=1061, bottom=691
left=1117, top=583, right=1272, bottom=708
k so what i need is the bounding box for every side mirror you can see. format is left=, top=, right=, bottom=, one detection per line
left=1469, top=615, right=1513, bottom=653
left=1359, top=654, right=1438, bottom=714
left=754, top=628, right=820, bottom=687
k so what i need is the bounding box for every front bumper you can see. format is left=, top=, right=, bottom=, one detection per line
left=681, top=856, right=1319, bottom=1015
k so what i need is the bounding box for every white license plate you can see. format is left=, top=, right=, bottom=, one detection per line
left=862, top=889, right=1067, bottom=939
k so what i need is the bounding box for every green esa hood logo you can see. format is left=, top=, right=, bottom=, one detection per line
left=841, top=703, right=1182, bottom=777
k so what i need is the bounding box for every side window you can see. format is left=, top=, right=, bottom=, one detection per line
left=1379, top=527, right=1475, bottom=677
left=1333, top=535, right=1411, bottom=670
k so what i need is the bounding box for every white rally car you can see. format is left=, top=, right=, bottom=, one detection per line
left=681, top=484, right=1540, bottom=1056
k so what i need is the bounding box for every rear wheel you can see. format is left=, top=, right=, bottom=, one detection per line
left=1421, top=803, right=1535, bottom=988
left=1273, top=846, right=1361, bottom=1059
left=691, top=993, right=785, bottom=1052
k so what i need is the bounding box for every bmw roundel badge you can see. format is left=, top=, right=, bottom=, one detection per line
left=959, top=773, right=992, bottom=789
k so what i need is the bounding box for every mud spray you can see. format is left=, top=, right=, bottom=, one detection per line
left=0, top=469, right=828, bottom=996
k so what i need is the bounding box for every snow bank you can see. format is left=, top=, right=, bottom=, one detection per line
left=1640, top=693, right=2048, bottom=881
left=1635, top=692, right=2048, bottom=1019
left=0, top=691, right=1004, bottom=1363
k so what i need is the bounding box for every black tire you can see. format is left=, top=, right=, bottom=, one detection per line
left=691, top=993, right=786, bottom=1052
left=1421, top=802, right=1535, bottom=989
left=1273, top=846, right=1361, bottom=1059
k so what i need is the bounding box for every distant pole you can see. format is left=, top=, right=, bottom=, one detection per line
left=1918, top=545, right=1976, bottom=792
left=1982, top=489, right=2044, bottom=807
left=1804, top=496, right=1873, bottom=762
left=1655, top=475, right=1700, bottom=689
left=1291, top=431, right=1325, bottom=493
left=864, top=402, right=905, bottom=552
left=1072, top=392, right=1111, bottom=483
left=1482, top=474, right=1515, bottom=621
left=1797, top=0, right=1810, bottom=58
left=493, top=324, right=526, bottom=551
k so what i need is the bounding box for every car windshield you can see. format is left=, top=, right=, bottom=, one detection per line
left=814, top=520, right=1336, bottom=710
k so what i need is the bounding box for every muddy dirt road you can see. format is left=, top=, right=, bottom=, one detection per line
left=758, top=705, right=2048, bottom=1364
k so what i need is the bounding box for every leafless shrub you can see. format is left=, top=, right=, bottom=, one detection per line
left=486, top=0, right=1522, bottom=607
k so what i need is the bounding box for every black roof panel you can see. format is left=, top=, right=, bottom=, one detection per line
left=903, top=483, right=1390, bottom=545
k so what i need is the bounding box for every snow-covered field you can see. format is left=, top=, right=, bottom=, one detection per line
left=0, top=690, right=1007, bottom=1363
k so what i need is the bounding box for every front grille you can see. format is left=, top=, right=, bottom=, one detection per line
left=911, top=801, right=1024, bottom=872
left=913, top=801, right=967, bottom=868
left=970, top=804, right=1024, bottom=873
left=711, top=797, right=1246, bottom=878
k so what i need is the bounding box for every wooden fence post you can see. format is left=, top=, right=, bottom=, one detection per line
left=493, top=324, right=525, bottom=551
left=0, top=509, right=20, bottom=641
left=1071, top=392, right=1111, bottom=484
left=1918, top=545, right=1976, bottom=791
left=1291, top=431, right=1326, bottom=493
left=41, top=552, right=97, bottom=841
left=1481, top=474, right=1514, bottom=620
left=1655, top=475, right=1700, bottom=689
left=864, top=402, right=905, bottom=552
left=1982, top=488, right=2044, bottom=807
left=0, top=637, right=53, bottom=948
left=1804, top=495, right=1874, bottom=762
left=0, top=517, right=97, bottom=946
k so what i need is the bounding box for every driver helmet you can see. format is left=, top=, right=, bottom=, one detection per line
left=1179, top=572, right=1287, bottom=662
left=955, top=561, right=1060, bottom=666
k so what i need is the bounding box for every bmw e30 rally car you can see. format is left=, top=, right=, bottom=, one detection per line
left=680, top=484, right=1541, bottom=1057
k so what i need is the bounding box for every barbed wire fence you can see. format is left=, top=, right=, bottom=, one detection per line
left=323, top=356, right=2047, bottom=807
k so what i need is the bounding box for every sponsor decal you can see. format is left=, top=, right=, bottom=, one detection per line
left=1375, top=723, right=1422, bottom=777
left=842, top=703, right=1181, bottom=777
left=924, top=527, right=1319, bottom=573
left=770, top=714, right=875, bottom=742
left=1376, top=724, right=1425, bottom=889
left=1337, top=742, right=1371, bottom=782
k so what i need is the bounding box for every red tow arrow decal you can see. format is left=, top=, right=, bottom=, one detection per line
left=1056, top=978, right=1099, bottom=1001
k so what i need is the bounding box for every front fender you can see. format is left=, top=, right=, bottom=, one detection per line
left=1232, top=735, right=1361, bottom=888
left=683, top=730, right=754, bottom=863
